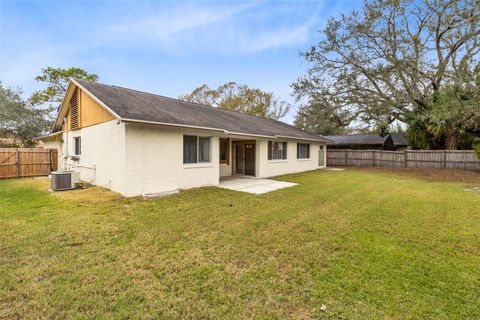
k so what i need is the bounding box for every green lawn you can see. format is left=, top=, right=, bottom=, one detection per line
left=1, top=169, right=479, bottom=319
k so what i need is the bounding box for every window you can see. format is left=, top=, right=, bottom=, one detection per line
left=199, top=137, right=210, bottom=163
left=219, top=138, right=229, bottom=164
left=74, top=137, right=81, bottom=155
left=297, top=143, right=310, bottom=159
left=183, top=135, right=211, bottom=164
left=268, top=141, right=287, bottom=160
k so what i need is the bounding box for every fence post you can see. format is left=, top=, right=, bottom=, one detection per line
left=345, top=150, right=348, bottom=165
left=15, top=149, right=19, bottom=178
left=372, top=150, right=376, bottom=167
left=404, top=150, right=408, bottom=168
left=444, top=150, right=447, bottom=169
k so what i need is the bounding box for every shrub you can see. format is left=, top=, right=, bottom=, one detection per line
left=472, top=138, right=480, bottom=159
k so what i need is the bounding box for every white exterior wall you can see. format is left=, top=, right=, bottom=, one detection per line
left=53, top=120, right=327, bottom=197
left=257, top=139, right=327, bottom=178
left=41, top=138, right=63, bottom=168
left=63, top=120, right=126, bottom=194
left=124, top=123, right=220, bottom=197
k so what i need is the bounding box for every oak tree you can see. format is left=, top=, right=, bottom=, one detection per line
left=180, top=82, right=291, bottom=120
left=293, top=0, right=480, bottom=148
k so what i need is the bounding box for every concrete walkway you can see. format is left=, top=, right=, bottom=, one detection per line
left=218, top=176, right=297, bottom=194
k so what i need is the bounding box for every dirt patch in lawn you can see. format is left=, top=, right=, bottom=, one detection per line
left=345, top=166, right=480, bottom=183
left=12, top=178, right=124, bottom=204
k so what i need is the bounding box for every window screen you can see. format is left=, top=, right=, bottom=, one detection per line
left=199, top=137, right=210, bottom=162
left=268, top=141, right=287, bottom=160
left=297, top=143, right=310, bottom=159
left=183, top=135, right=210, bottom=164
left=183, top=135, right=197, bottom=164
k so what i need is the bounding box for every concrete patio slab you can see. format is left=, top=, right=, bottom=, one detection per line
left=218, top=176, right=297, bottom=194
left=240, top=185, right=278, bottom=194
left=322, top=167, right=346, bottom=171
left=269, top=181, right=298, bottom=189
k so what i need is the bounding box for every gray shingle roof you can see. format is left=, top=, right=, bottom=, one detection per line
left=326, top=134, right=388, bottom=145
left=75, top=79, right=330, bottom=142
left=390, top=133, right=409, bottom=146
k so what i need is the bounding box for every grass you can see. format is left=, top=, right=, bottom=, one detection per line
left=1, top=169, right=479, bottom=319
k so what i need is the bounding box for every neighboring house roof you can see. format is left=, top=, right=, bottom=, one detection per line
left=63, top=79, right=330, bottom=142
left=35, top=131, right=63, bottom=142
left=0, top=133, right=21, bottom=147
left=326, top=133, right=410, bottom=147
left=326, top=134, right=389, bottom=145
left=390, top=132, right=409, bottom=146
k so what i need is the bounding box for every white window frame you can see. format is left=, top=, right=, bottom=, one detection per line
left=268, top=140, right=288, bottom=161
left=297, top=143, right=310, bottom=160
left=183, top=135, right=212, bottom=165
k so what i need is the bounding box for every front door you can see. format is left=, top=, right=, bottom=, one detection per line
left=234, top=142, right=255, bottom=176
left=244, top=143, right=255, bottom=176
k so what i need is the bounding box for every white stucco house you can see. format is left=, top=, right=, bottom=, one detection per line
left=40, top=79, right=331, bottom=197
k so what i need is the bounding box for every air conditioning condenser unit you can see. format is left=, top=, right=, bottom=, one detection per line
left=51, top=171, right=80, bottom=191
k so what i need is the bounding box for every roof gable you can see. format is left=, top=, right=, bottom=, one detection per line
left=53, top=80, right=120, bottom=132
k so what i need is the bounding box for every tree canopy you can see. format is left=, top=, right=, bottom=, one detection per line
left=0, top=83, right=50, bottom=147
left=293, top=0, right=480, bottom=148
left=30, top=67, right=98, bottom=109
left=0, top=67, right=98, bottom=146
left=30, top=66, right=99, bottom=130
left=180, top=82, right=291, bottom=120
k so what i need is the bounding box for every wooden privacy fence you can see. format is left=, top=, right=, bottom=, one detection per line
left=327, top=149, right=480, bottom=171
left=0, top=148, right=58, bottom=179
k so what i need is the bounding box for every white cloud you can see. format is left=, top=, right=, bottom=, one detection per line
left=0, top=0, right=328, bottom=103
left=110, top=3, right=252, bottom=42
left=101, top=1, right=321, bottom=55
left=235, top=20, right=313, bottom=53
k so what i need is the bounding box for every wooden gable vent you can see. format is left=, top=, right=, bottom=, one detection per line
left=70, top=88, right=79, bottom=129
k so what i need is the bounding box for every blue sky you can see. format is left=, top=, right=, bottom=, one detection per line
left=0, top=0, right=362, bottom=123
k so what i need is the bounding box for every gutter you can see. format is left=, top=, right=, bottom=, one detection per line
left=121, top=118, right=278, bottom=139
left=121, top=118, right=226, bottom=134
left=122, top=119, right=329, bottom=142
left=277, top=135, right=333, bottom=143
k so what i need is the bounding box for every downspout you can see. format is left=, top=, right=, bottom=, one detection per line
left=63, top=117, right=68, bottom=171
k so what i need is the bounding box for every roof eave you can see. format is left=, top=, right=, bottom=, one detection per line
left=328, top=142, right=385, bottom=145
left=35, top=131, right=63, bottom=141
left=122, top=118, right=278, bottom=138
left=121, top=119, right=329, bottom=141
left=276, top=135, right=331, bottom=143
